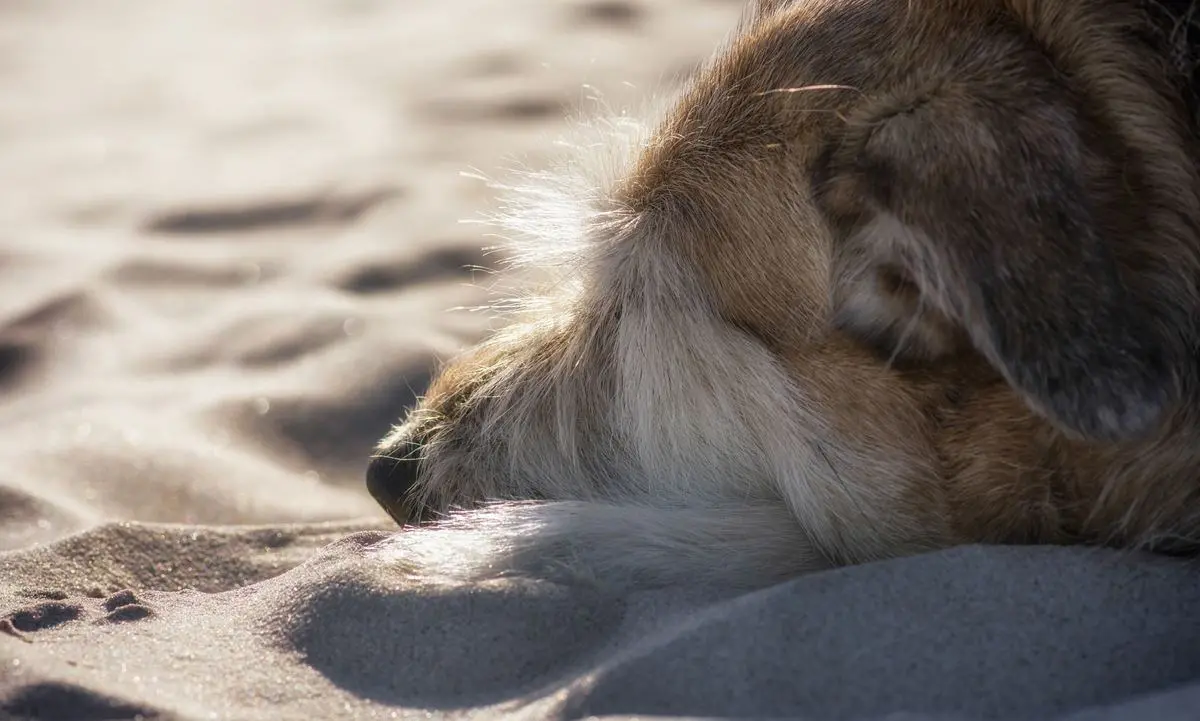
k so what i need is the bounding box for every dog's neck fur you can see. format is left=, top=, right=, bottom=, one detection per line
left=1141, top=0, right=1200, bottom=120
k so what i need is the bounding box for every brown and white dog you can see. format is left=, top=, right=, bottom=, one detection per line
left=368, top=0, right=1200, bottom=589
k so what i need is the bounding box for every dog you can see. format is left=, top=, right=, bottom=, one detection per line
left=367, top=0, right=1200, bottom=590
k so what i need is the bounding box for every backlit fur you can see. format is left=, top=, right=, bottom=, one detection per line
left=369, top=0, right=1200, bottom=590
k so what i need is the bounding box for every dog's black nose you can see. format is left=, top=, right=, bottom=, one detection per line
left=366, top=440, right=422, bottom=526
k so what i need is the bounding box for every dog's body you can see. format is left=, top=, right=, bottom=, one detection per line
left=369, top=0, right=1200, bottom=589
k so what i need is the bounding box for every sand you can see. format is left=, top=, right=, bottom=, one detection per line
left=3, top=1, right=1200, bottom=719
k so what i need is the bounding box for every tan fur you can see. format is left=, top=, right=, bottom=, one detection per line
left=368, top=0, right=1200, bottom=588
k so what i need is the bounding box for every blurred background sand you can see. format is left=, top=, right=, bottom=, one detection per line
left=0, top=0, right=741, bottom=550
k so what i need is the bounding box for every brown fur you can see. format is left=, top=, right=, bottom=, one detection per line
left=368, top=0, right=1200, bottom=586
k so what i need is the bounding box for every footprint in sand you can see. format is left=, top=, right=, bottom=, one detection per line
left=0, top=600, right=84, bottom=640
left=0, top=588, right=155, bottom=642
left=99, top=589, right=155, bottom=624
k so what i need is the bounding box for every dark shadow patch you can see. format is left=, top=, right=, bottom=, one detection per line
left=424, top=95, right=565, bottom=124
left=338, top=247, right=486, bottom=295
left=572, top=0, right=644, bottom=27
left=286, top=570, right=625, bottom=709
left=492, top=96, right=564, bottom=121
left=564, top=547, right=1200, bottom=721
left=0, top=340, right=35, bottom=390
left=0, top=682, right=167, bottom=721
left=142, top=188, right=399, bottom=236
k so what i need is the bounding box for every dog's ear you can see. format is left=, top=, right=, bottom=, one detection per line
left=814, top=72, right=1188, bottom=442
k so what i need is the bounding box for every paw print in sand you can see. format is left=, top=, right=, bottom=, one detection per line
left=1, top=589, right=155, bottom=642
left=100, top=589, right=155, bottom=624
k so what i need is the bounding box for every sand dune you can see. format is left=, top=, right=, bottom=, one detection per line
left=3, top=1, right=1200, bottom=719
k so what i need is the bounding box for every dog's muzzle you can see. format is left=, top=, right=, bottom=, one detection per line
left=366, top=435, right=423, bottom=525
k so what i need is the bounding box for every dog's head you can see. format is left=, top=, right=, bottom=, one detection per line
left=370, top=0, right=1200, bottom=559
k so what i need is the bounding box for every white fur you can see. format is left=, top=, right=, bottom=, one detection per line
left=374, top=106, right=938, bottom=589
left=369, top=500, right=824, bottom=590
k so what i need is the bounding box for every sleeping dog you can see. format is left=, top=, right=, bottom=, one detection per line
left=367, top=0, right=1200, bottom=589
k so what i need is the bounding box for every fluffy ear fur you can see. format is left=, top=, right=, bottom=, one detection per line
left=751, top=0, right=792, bottom=18
left=813, top=43, right=1188, bottom=443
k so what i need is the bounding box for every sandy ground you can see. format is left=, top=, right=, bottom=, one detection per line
left=5, top=2, right=1200, bottom=720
